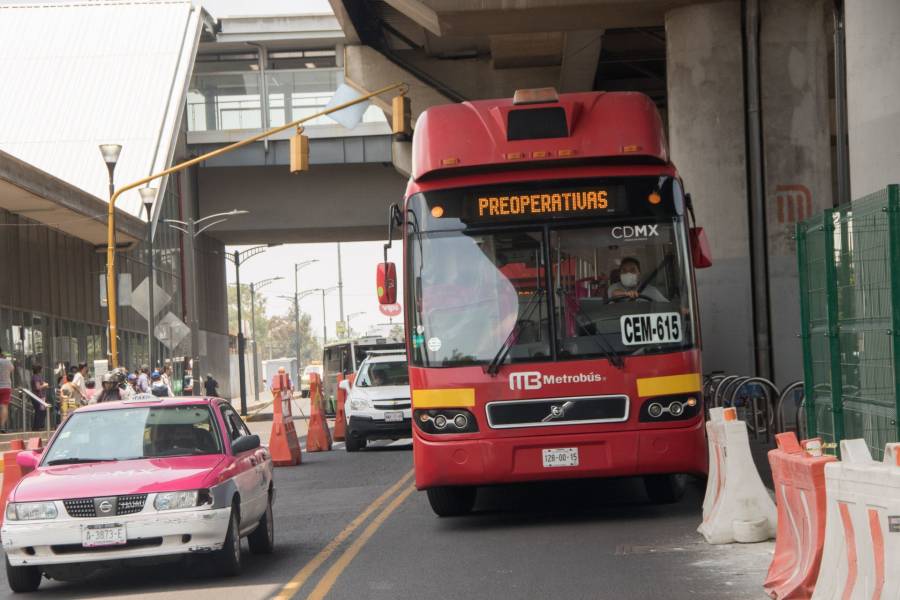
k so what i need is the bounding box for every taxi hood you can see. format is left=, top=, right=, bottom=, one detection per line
left=11, top=455, right=226, bottom=502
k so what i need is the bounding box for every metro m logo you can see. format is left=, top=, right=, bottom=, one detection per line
left=509, top=371, right=542, bottom=391
left=775, top=184, right=812, bottom=224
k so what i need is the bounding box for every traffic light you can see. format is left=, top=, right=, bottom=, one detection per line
left=290, top=131, right=309, bottom=173
left=392, top=95, right=411, bottom=141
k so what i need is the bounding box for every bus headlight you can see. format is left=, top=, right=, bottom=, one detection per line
left=414, top=409, right=478, bottom=434
left=639, top=396, right=701, bottom=422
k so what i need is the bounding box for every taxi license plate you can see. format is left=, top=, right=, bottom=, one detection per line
left=542, top=447, right=579, bottom=468
left=82, top=523, right=127, bottom=547
left=384, top=411, right=404, bottom=423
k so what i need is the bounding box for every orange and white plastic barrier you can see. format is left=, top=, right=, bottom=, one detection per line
left=698, top=407, right=777, bottom=544
left=764, top=432, right=835, bottom=600
left=0, top=442, right=30, bottom=526
left=306, top=372, right=332, bottom=452
left=811, top=439, right=900, bottom=600
left=269, top=379, right=302, bottom=466
left=333, top=374, right=347, bottom=442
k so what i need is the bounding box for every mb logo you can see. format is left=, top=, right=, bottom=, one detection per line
left=509, top=371, right=542, bottom=390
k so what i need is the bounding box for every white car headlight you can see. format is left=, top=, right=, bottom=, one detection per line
left=349, top=397, right=372, bottom=411
left=154, top=490, right=200, bottom=511
left=6, top=501, right=58, bottom=521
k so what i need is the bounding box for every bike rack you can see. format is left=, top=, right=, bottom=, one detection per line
left=774, top=380, right=804, bottom=436
left=728, top=377, right=779, bottom=442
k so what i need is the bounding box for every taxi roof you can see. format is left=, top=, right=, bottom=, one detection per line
left=76, top=396, right=223, bottom=412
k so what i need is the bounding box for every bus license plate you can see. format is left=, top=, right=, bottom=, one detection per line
left=542, top=447, right=579, bottom=468
left=83, top=523, right=127, bottom=547
left=620, top=312, right=682, bottom=346
left=384, top=411, right=404, bottom=423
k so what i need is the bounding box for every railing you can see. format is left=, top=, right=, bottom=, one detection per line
left=186, top=68, right=387, bottom=132
left=9, top=388, right=55, bottom=434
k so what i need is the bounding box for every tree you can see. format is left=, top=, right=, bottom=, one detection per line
left=262, top=304, right=321, bottom=366
left=228, top=284, right=268, bottom=340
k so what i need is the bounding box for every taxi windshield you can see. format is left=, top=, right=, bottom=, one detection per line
left=405, top=176, right=696, bottom=368
left=356, top=360, right=409, bottom=387
left=43, top=405, right=222, bottom=465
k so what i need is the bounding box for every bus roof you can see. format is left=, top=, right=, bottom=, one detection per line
left=410, top=90, right=668, bottom=183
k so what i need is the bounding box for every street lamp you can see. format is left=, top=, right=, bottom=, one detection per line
left=223, top=243, right=277, bottom=415
left=139, top=187, right=157, bottom=368
left=345, top=311, right=365, bottom=338
left=297, top=286, right=338, bottom=344
left=293, top=260, right=318, bottom=370
left=165, top=209, right=248, bottom=402
left=248, top=276, right=283, bottom=402
left=99, top=144, right=122, bottom=364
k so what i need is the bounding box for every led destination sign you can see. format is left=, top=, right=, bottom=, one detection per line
left=466, top=186, right=624, bottom=221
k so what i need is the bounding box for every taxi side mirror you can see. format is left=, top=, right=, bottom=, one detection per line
left=377, top=262, right=397, bottom=305
left=690, top=227, right=713, bottom=269
left=16, top=450, right=40, bottom=471
left=231, top=434, right=261, bottom=454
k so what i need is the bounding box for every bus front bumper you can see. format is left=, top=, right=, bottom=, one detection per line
left=412, top=419, right=707, bottom=489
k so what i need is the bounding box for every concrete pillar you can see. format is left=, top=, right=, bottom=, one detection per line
left=845, top=0, right=900, bottom=197
left=667, top=1, right=754, bottom=376
left=761, top=0, right=832, bottom=384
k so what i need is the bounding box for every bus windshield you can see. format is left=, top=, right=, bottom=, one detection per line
left=406, top=177, right=696, bottom=368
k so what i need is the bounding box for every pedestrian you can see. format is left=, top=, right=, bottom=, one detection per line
left=126, top=373, right=139, bottom=398
left=71, top=363, right=89, bottom=406
left=160, top=364, right=174, bottom=396
left=204, top=373, right=219, bottom=397
left=30, top=365, right=49, bottom=430
left=0, top=348, right=14, bottom=433
left=137, top=365, right=151, bottom=394
left=150, top=370, right=168, bottom=397
left=96, top=372, right=122, bottom=403
left=59, top=372, right=79, bottom=420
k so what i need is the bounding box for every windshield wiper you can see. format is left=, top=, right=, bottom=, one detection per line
left=486, top=289, right=545, bottom=376
left=46, top=457, right=119, bottom=466
left=568, top=300, right=625, bottom=370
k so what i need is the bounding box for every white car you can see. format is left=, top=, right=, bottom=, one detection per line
left=340, top=352, right=410, bottom=452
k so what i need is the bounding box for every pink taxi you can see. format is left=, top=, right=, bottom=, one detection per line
left=1, top=396, right=275, bottom=593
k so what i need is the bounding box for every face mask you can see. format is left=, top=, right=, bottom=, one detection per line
left=620, top=273, right=639, bottom=288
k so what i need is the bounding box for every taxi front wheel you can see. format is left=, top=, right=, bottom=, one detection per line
left=248, top=493, right=274, bottom=555
left=212, top=506, right=242, bottom=577
left=5, top=555, right=42, bottom=593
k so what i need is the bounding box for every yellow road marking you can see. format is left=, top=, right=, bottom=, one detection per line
left=305, top=485, right=415, bottom=600
left=272, top=469, right=414, bottom=600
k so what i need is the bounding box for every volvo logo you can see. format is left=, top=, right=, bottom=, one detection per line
left=550, top=405, right=563, bottom=417
left=98, top=500, right=113, bottom=514
left=542, top=401, right=574, bottom=422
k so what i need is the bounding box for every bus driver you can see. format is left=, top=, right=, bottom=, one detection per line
left=608, top=257, right=668, bottom=302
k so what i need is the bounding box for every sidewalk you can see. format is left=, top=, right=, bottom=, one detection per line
left=225, top=393, right=311, bottom=422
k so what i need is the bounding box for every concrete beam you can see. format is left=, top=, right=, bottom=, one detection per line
left=490, top=32, right=564, bottom=69
left=328, top=0, right=360, bottom=44
left=558, top=30, right=604, bottom=92
left=198, top=163, right=406, bottom=244
left=382, top=0, right=443, bottom=36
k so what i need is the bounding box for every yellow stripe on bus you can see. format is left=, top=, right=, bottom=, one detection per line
left=636, top=373, right=702, bottom=398
left=412, top=388, right=476, bottom=409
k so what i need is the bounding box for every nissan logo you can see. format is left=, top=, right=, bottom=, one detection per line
left=98, top=500, right=113, bottom=514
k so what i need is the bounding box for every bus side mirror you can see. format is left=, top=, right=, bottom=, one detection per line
left=377, top=262, right=397, bottom=305
left=690, top=227, right=713, bottom=269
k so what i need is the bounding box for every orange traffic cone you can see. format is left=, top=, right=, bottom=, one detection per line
left=269, top=372, right=302, bottom=466
left=0, top=448, right=27, bottom=526
left=333, top=374, right=347, bottom=442
left=306, top=373, right=332, bottom=452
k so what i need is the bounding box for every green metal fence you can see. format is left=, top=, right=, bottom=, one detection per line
left=797, top=185, right=900, bottom=458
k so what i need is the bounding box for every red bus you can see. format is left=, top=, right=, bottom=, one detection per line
left=377, top=88, right=713, bottom=516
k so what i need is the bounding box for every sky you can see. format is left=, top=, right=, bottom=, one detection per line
left=226, top=241, right=404, bottom=344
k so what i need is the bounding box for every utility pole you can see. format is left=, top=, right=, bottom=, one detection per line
left=337, top=242, right=345, bottom=333
left=293, top=260, right=318, bottom=373
left=248, top=276, right=282, bottom=402
left=234, top=251, right=246, bottom=413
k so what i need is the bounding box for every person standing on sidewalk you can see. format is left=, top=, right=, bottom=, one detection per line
left=30, top=365, right=49, bottom=430
left=0, top=349, right=14, bottom=433
left=71, top=363, right=88, bottom=406
left=137, top=365, right=151, bottom=394
left=204, top=373, right=219, bottom=397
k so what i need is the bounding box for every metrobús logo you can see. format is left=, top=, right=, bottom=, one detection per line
left=508, top=371, right=605, bottom=391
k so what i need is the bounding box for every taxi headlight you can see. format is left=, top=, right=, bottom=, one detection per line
left=6, top=501, right=58, bottom=521
left=154, top=490, right=200, bottom=511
